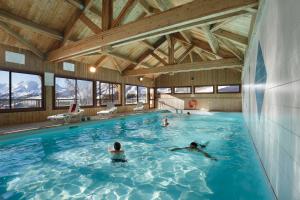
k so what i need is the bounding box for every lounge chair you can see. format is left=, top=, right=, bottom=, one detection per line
left=133, top=102, right=144, bottom=111
left=97, top=102, right=117, bottom=115
left=47, top=103, right=84, bottom=123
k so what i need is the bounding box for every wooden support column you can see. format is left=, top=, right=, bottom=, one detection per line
left=102, top=0, right=113, bottom=30
left=168, top=36, right=175, bottom=64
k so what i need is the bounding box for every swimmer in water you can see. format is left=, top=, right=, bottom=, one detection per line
left=162, top=117, right=169, bottom=127
left=108, top=142, right=127, bottom=163
left=170, top=142, right=217, bottom=161
left=187, top=112, right=191, bottom=115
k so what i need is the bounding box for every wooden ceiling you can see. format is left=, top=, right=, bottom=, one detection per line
left=0, top=0, right=258, bottom=78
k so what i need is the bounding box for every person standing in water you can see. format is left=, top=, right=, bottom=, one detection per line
left=108, top=142, right=127, bottom=163
left=162, top=117, right=169, bottom=127
left=171, top=142, right=217, bottom=161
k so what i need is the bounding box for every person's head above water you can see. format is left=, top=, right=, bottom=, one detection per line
left=187, top=112, right=191, bottom=115
left=114, top=142, right=121, bottom=151
left=189, top=142, right=198, bottom=149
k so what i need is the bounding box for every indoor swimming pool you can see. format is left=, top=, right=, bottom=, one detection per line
left=0, top=112, right=275, bottom=199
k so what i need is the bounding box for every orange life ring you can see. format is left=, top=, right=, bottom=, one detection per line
left=188, top=99, right=197, bottom=109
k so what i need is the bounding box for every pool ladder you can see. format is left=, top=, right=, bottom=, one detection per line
left=158, top=101, right=184, bottom=114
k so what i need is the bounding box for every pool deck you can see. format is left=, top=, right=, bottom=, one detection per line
left=0, top=110, right=156, bottom=136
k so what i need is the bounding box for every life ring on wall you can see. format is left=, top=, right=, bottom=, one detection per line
left=188, top=99, right=197, bottom=109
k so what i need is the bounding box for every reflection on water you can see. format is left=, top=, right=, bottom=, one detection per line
left=0, top=112, right=274, bottom=200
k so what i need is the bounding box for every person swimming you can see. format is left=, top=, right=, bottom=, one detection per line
left=187, top=112, right=191, bottom=115
left=108, top=142, right=127, bottom=163
left=170, top=142, right=217, bottom=161
left=162, top=117, right=169, bottom=127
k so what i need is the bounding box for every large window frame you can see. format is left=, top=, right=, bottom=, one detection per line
left=217, top=84, right=241, bottom=94
left=156, top=87, right=172, bottom=95
left=54, top=76, right=94, bottom=109
left=96, top=81, right=122, bottom=107
left=0, top=68, right=45, bottom=112
left=194, top=85, right=215, bottom=94
left=174, top=86, right=192, bottom=94
left=125, top=84, right=149, bottom=105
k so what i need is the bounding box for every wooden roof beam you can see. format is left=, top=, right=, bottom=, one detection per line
left=137, top=0, right=159, bottom=15
left=65, top=0, right=100, bottom=17
left=102, top=0, right=113, bottom=30
left=177, top=45, right=194, bottom=63
left=47, top=0, right=258, bottom=61
left=0, top=21, right=44, bottom=58
left=214, top=29, right=248, bottom=46
left=192, top=37, right=234, bottom=59
left=217, top=37, right=244, bottom=60
left=201, top=26, right=220, bottom=55
left=0, top=9, right=63, bottom=41
left=79, top=14, right=102, bottom=34
left=94, top=55, right=108, bottom=68
left=123, top=58, right=242, bottom=76
left=63, top=0, right=94, bottom=44
left=151, top=52, right=168, bottom=65
left=112, top=0, right=137, bottom=27
left=102, top=51, right=151, bottom=68
left=122, top=36, right=167, bottom=72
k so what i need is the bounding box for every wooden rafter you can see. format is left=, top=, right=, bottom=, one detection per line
left=0, top=9, right=63, bottom=41
left=65, top=0, right=100, bottom=17
left=201, top=26, right=220, bottom=54
left=151, top=52, right=168, bottom=65
left=137, top=0, right=158, bottom=15
left=122, top=36, right=167, bottom=72
left=167, top=36, right=175, bottom=64
left=111, top=57, right=122, bottom=73
left=95, top=55, right=108, bottom=68
left=123, top=58, right=242, bottom=76
left=192, top=38, right=234, bottom=58
left=217, top=37, right=244, bottom=60
left=0, top=21, right=44, bottom=58
left=177, top=45, right=194, bottom=63
left=47, top=0, right=258, bottom=62
left=214, top=29, right=248, bottom=46
left=112, top=0, right=137, bottom=27
left=79, top=14, right=102, bottom=34
left=63, top=0, right=94, bottom=44
left=102, top=51, right=151, bottom=68
left=102, top=0, right=113, bottom=30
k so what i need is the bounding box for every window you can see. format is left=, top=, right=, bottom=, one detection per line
left=125, top=85, right=137, bottom=104
left=55, top=77, right=94, bottom=107
left=138, top=86, right=148, bottom=103
left=125, top=85, right=148, bottom=105
left=77, top=80, right=93, bottom=106
left=194, top=86, right=214, bottom=94
left=63, top=62, right=75, bottom=72
left=156, top=87, right=172, bottom=94
left=0, top=70, right=43, bottom=110
left=217, top=85, right=240, bottom=93
left=55, top=77, right=76, bottom=107
left=174, top=86, right=191, bottom=94
left=0, top=70, right=10, bottom=109
left=96, top=82, right=121, bottom=106
left=5, top=51, right=25, bottom=64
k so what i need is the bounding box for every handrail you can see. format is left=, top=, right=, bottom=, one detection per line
left=158, top=100, right=183, bottom=114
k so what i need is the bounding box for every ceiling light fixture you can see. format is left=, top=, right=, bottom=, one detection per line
left=89, top=66, right=96, bottom=73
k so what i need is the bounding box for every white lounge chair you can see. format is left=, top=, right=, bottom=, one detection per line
left=47, top=103, right=84, bottom=123
left=97, top=102, right=117, bottom=115
left=133, top=102, right=144, bottom=111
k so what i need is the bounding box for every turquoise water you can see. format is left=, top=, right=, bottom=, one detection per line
left=0, top=112, right=275, bottom=200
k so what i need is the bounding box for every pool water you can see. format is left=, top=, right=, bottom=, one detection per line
left=0, top=112, right=275, bottom=200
